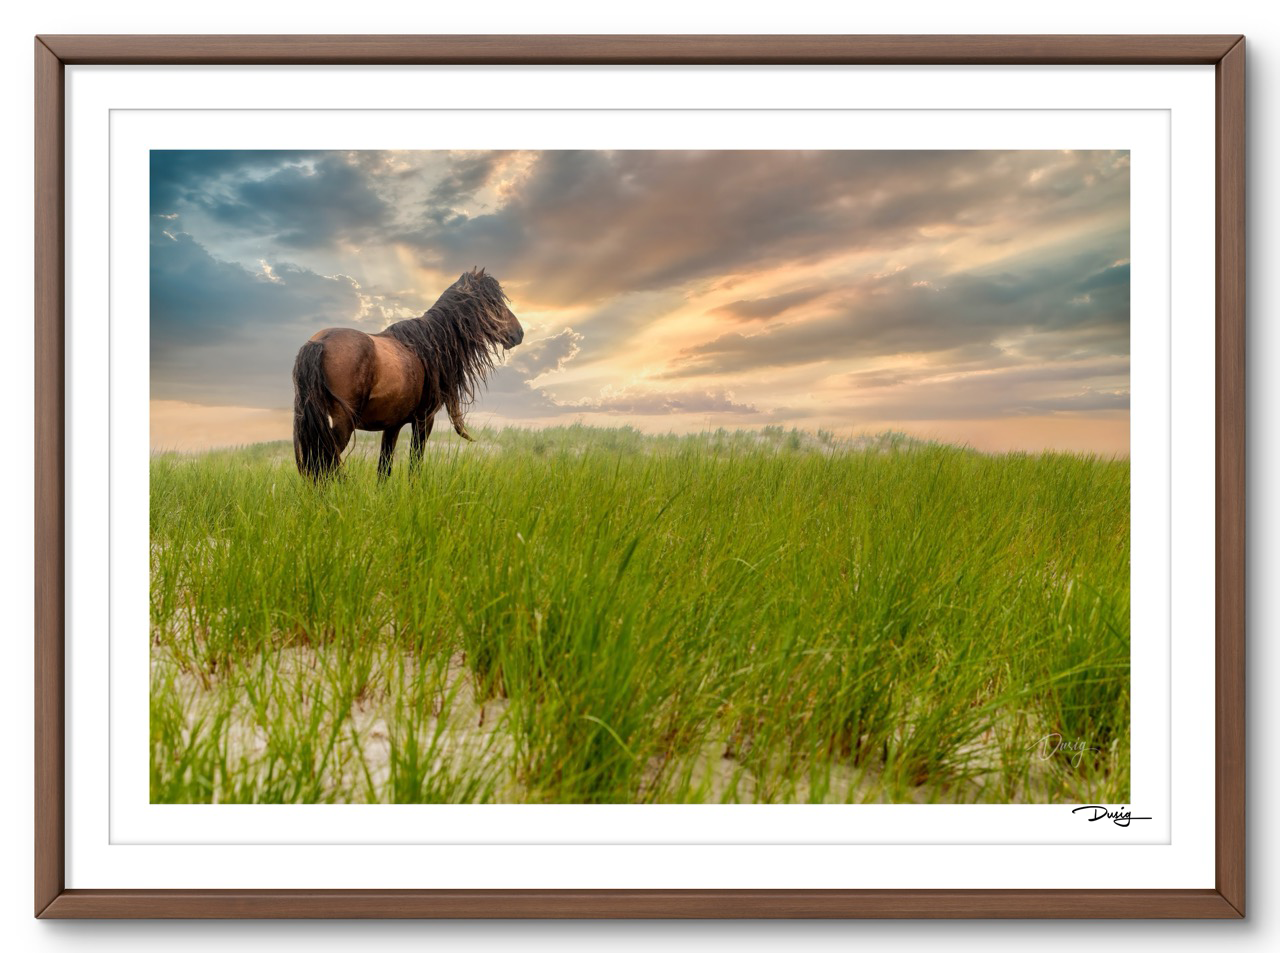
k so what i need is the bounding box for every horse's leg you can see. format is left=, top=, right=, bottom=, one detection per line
left=445, top=396, right=473, bottom=442
left=409, top=414, right=435, bottom=476
left=328, top=413, right=355, bottom=478
left=378, top=426, right=400, bottom=482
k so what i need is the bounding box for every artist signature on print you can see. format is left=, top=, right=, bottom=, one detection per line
left=1026, top=732, right=1101, bottom=767
left=1025, top=735, right=1149, bottom=827
left=1071, top=806, right=1152, bottom=828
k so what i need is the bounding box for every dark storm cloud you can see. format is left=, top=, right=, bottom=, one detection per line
left=199, top=154, right=391, bottom=249
left=150, top=227, right=365, bottom=348
left=150, top=225, right=372, bottom=404
left=150, top=150, right=322, bottom=215
left=401, top=150, right=1129, bottom=308
left=665, top=247, right=1130, bottom=378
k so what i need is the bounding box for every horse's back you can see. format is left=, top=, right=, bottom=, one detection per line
left=309, top=327, right=423, bottom=430
left=309, top=325, right=370, bottom=386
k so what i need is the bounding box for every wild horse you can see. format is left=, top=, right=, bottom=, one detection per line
left=292, top=268, right=523, bottom=480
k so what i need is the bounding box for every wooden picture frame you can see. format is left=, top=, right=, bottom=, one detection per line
left=34, top=34, right=1245, bottom=919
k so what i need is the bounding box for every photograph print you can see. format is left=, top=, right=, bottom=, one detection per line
left=150, top=149, right=1130, bottom=805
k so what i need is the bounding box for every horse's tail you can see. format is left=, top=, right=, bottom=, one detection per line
left=292, top=340, right=351, bottom=480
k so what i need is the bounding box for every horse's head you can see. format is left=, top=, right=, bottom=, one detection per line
left=458, top=268, right=523, bottom=350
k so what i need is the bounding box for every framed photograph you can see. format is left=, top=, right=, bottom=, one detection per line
left=34, top=34, right=1245, bottom=918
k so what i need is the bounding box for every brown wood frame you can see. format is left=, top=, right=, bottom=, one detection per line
left=34, top=34, right=1245, bottom=919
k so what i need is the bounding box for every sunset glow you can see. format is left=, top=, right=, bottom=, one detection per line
left=151, top=149, right=1130, bottom=453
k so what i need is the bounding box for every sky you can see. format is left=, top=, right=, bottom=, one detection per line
left=150, top=149, right=1130, bottom=454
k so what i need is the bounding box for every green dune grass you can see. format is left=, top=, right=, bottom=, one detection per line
left=150, top=424, right=1130, bottom=804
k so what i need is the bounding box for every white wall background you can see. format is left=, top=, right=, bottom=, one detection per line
left=0, top=1, right=1273, bottom=948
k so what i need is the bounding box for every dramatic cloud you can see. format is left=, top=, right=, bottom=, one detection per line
left=150, top=223, right=419, bottom=407
left=710, top=288, right=827, bottom=322
left=150, top=149, right=1130, bottom=452
left=398, top=150, right=1129, bottom=308
left=426, top=151, right=517, bottom=212
left=204, top=155, right=389, bottom=249
left=150, top=150, right=322, bottom=214
left=667, top=252, right=1130, bottom=379
left=151, top=227, right=364, bottom=347
left=833, top=358, right=1130, bottom=421
left=479, top=329, right=586, bottom=418
left=476, top=328, right=758, bottom=420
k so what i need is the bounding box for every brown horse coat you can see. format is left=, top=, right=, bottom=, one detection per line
left=292, top=269, right=523, bottom=480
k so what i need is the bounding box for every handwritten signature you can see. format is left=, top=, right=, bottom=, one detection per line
left=1071, top=805, right=1152, bottom=827
left=1026, top=732, right=1100, bottom=767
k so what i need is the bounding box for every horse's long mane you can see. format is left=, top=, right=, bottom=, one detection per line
left=382, top=268, right=512, bottom=406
